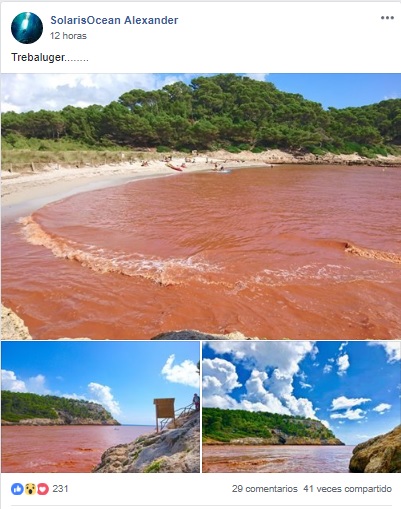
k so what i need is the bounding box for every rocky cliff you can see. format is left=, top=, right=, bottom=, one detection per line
left=229, top=434, right=343, bottom=446
left=349, top=425, right=401, bottom=473
left=93, top=411, right=200, bottom=473
left=203, top=407, right=344, bottom=445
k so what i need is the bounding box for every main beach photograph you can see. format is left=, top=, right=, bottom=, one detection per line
left=2, top=73, right=401, bottom=339
left=202, top=340, right=401, bottom=473
left=1, top=340, right=200, bottom=473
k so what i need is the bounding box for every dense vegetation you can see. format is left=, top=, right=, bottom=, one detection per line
left=202, top=407, right=337, bottom=443
left=1, top=390, right=116, bottom=423
left=2, top=74, right=401, bottom=157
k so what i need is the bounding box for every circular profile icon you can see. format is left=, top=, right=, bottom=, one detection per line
left=11, top=12, right=43, bottom=44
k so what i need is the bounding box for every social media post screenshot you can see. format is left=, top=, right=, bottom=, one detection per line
left=1, top=1, right=401, bottom=508
left=1, top=339, right=401, bottom=508
left=1, top=2, right=401, bottom=341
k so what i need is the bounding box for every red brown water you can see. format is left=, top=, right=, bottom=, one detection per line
left=202, top=444, right=355, bottom=473
left=1, top=425, right=154, bottom=472
left=2, top=165, right=401, bottom=339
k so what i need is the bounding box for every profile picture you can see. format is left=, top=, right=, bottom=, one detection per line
left=11, top=12, right=43, bottom=44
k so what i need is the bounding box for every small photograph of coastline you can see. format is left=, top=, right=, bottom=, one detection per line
left=202, top=340, right=401, bottom=473
left=2, top=73, right=401, bottom=339
left=1, top=340, right=200, bottom=473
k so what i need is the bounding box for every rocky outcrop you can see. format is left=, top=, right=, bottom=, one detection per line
left=229, top=436, right=343, bottom=446
left=93, top=411, right=200, bottom=473
left=1, top=304, right=32, bottom=339
left=349, top=425, right=401, bottom=473
left=203, top=408, right=344, bottom=446
left=151, top=329, right=259, bottom=340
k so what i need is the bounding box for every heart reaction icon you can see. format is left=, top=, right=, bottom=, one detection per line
left=37, top=483, right=49, bottom=495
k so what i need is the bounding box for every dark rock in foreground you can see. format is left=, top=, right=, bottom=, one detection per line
left=349, top=425, right=401, bottom=473
left=93, top=411, right=200, bottom=473
left=151, top=330, right=258, bottom=340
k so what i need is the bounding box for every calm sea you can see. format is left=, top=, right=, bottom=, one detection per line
left=202, top=444, right=355, bottom=473
left=1, top=425, right=154, bottom=473
left=2, top=165, right=401, bottom=338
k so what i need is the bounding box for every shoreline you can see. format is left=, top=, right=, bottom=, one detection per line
left=1, top=156, right=215, bottom=221
left=3, top=149, right=401, bottom=217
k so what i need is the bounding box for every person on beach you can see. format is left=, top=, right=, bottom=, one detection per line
left=193, top=393, right=200, bottom=411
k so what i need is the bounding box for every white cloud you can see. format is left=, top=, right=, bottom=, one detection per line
left=1, top=370, right=50, bottom=394
left=339, top=342, right=348, bottom=352
left=0, top=73, right=211, bottom=113
left=323, top=364, right=333, bottom=374
left=203, top=342, right=322, bottom=421
left=242, top=369, right=290, bottom=415
left=285, top=395, right=317, bottom=419
left=1, top=369, right=27, bottom=392
left=299, top=381, right=312, bottom=389
left=337, top=354, right=350, bottom=376
left=161, top=354, right=199, bottom=388
left=202, top=358, right=242, bottom=408
left=372, top=403, right=392, bottom=414
left=331, top=408, right=366, bottom=420
left=26, top=374, right=50, bottom=395
left=331, top=396, right=371, bottom=410
left=368, top=341, right=401, bottom=363
left=206, top=341, right=316, bottom=375
left=202, top=393, right=239, bottom=409
left=87, top=382, right=121, bottom=416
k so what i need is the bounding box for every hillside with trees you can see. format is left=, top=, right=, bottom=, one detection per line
left=2, top=74, right=401, bottom=158
left=202, top=407, right=343, bottom=445
left=1, top=390, right=120, bottom=425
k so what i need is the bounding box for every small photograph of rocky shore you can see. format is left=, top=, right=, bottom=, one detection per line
left=202, top=340, right=401, bottom=473
left=1, top=340, right=200, bottom=473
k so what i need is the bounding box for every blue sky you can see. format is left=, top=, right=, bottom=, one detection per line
left=266, top=73, right=401, bottom=109
left=1, top=73, right=400, bottom=113
left=1, top=341, right=200, bottom=425
left=202, top=341, right=400, bottom=445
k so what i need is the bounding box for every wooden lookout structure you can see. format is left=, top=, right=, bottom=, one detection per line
left=153, top=398, right=175, bottom=433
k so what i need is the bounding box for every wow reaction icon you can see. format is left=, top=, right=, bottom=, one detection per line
left=25, top=483, right=36, bottom=495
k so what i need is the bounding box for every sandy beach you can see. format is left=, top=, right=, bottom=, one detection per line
left=2, top=155, right=230, bottom=218
left=4, top=149, right=400, bottom=213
